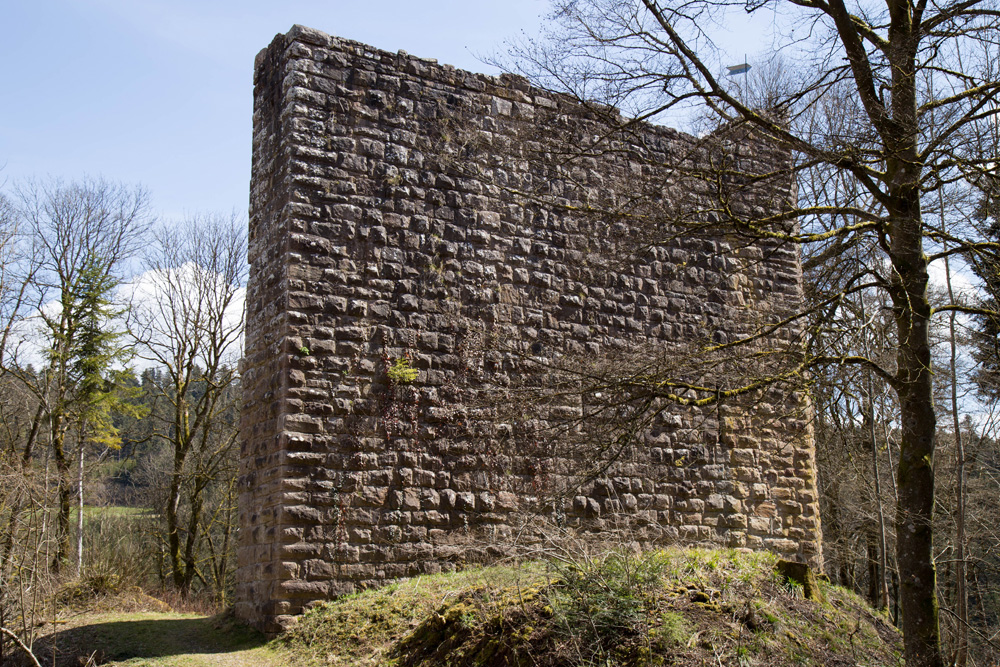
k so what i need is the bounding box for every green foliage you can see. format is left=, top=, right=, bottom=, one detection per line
left=970, top=183, right=1000, bottom=397
left=81, top=507, right=156, bottom=588
left=48, top=254, right=147, bottom=449
left=548, top=548, right=666, bottom=663
left=387, top=355, right=419, bottom=385
left=651, top=610, right=691, bottom=648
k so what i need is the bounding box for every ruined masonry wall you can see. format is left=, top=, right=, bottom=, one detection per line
left=237, top=24, right=823, bottom=632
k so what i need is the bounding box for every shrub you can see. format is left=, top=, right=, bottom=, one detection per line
left=546, top=548, right=666, bottom=665
left=387, top=356, right=419, bottom=385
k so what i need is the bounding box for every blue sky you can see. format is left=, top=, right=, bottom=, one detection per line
left=0, top=1, right=553, bottom=220
left=0, top=1, right=772, bottom=222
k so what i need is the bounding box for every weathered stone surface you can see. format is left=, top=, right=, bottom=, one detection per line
left=776, top=558, right=824, bottom=602
left=236, top=25, right=824, bottom=632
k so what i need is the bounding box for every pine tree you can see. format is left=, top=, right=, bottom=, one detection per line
left=969, top=184, right=1000, bottom=398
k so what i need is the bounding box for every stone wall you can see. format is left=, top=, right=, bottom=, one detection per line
left=236, top=24, right=823, bottom=632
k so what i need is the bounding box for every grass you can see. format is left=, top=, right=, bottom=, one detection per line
left=282, top=563, right=547, bottom=666
left=71, top=504, right=157, bottom=521
left=18, top=505, right=154, bottom=526
left=279, top=547, right=902, bottom=667
left=27, top=547, right=903, bottom=667
left=32, top=611, right=291, bottom=667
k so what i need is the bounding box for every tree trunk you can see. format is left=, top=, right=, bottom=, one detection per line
left=181, top=489, right=203, bottom=596
left=884, top=7, right=943, bottom=649
left=51, top=418, right=70, bottom=573
left=859, top=285, right=891, bottom=610
left=945, top=261, right=968, bottom=667
left=165, top=386, right=192, bottom=593
left=75, top=434, right=84, bottom=578
left=166, top=447, right=185, bottom=591
left=867, top=529, right=880, bottom=606
left=890, top=204, right=943, bottom=667
left=867, top=401, right=891, bottom=610
left=20, top=402, right=45, bottom=467
left=214, top=481, right=236, bottom=605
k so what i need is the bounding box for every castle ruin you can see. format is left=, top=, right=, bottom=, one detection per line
left=236, top=25, right=823, bottom=632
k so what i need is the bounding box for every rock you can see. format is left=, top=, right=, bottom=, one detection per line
left=776, top=559, right=824, bottom=602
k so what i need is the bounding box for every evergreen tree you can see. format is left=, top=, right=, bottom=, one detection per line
left=969, top=184, right=1000, bottom=398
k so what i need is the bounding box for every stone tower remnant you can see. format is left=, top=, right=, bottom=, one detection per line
left=237, top=25, right=823, bottom=632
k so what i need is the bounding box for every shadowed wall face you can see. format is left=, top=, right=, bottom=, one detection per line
left=237, top=24, right=823, bottom=632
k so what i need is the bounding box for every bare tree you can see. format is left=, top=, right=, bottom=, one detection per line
left=502, top=2, right=1000, bottom=665
left=0, top=179, right=148, bottom=660
left=12, top=178, right=151, bottom=571
left=127, top=213, right=246, bottom=596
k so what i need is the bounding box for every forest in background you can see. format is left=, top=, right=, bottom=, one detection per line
left=0, top=178, right=245, bottom=663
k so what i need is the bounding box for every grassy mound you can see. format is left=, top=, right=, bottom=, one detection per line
left=282, top=547, right=902, bottom=667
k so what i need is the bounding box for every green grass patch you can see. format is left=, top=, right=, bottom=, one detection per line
left=71, top=504, right=155, bottom=521
left=278, top=547, right=902, bottom=667
left=282, top=563, right=546, bottom=666
left=34, top=547, right=903, bottom=667
left=34, top=611, right=291, bottom=667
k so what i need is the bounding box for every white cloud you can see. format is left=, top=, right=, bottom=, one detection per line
left=123, top=262, right=246, bottom=372
left=11, top=263, right=245, bottom=374
left=927, top=254, right=979, bottom=302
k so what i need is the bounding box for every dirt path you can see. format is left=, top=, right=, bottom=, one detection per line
left=31, top=611, right=294, bottom=667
